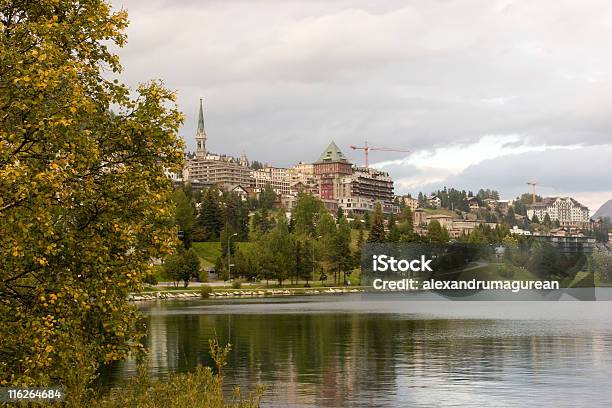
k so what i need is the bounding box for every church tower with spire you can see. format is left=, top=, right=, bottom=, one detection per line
left=195, top=98, right=207, bottom=158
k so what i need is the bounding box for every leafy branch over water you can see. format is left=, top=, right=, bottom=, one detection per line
left=92, top=340, right=264, bottom=408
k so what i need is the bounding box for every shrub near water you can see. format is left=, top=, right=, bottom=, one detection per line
left=92, top=340, right=264, bottom=408
left=200, top=285, right=214, bottom=298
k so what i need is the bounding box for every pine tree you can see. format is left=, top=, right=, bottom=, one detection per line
left=197, top=188, right=223, bottom=240
left=427, top=220, right=448, bottom=243
left=367, top=204, right=386, bottom=243
left=173, top=189, right=195, bottom=248
left=387, top=214, right=400, bottom=242
left=336, top=206, right=344, bottom=221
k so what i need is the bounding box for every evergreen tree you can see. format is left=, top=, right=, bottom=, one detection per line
left=387, top=214, right=400, bottom=243
left=336, top=206, right=344, bottom=221
left=543, top=213, right=552, bottom=228
left=293, top=193, right=325, bottom=235
left=258, top=184, right=277, bottom=209
left=363, top=211, right=371, bottom=229
left=427, top=220, right=449, bottom=243
left=367, top=204, right=386, bottom=243
left=172, top=189, right=195, bottom=248
left=467, top=226, right=488, bottom=244
left=505, top=206, right=516, bottom=226
left=223, top=192, right=249, bottom=240
left=220, top=225, right=237, bottom=267
left=196, top=188, right=223, bottom=240
left=268, top=213, right=295, bottom=286
left=336, top=218, right=354, bottom=285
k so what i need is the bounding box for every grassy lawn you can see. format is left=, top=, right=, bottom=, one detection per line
left=191, top=242, right=221, bottom=267
left=423, top=208, right=456, bottom=216
left=191, top=241, right=255, bottom=267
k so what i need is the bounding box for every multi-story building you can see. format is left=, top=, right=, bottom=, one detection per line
left=185, top=100, right=253, bottom=190
left=527, top=197, right=589, bottom=226
left=288, top=162, right=319, bottom=195
left=427, top=195, right=441, bottom=208
left=400, top=196, right=419, bottom=212
left=313, top=141, right=353, bottom=200
left=252, top=166, right=291, bottom=195
left=336, top=167, right=395, bottom=214
left=310, top=141, right=397, bottom=214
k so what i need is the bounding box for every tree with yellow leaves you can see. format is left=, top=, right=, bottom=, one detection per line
left=0, top=0, right=184, bottom=397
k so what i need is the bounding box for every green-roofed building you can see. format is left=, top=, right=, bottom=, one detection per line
left=313, top=141, right=353, bottom=200
left=316, top=141, right=349, bottom=163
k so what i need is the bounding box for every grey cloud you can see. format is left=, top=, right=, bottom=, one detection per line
left=111, top=0, right=612, bottom=168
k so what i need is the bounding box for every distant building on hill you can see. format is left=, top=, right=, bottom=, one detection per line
left=427, top=195, right=441, bottom=208
left=312, top=141, right=397, bottom=214
left=527, top=197, right=589, bottom=226
left=185, top=99, right=253, bottom=190
left=313, top=141, right=353, bottom=200
left=400, top=196, right=419, bottom=212
left=252, top=166, right=291, bottom=195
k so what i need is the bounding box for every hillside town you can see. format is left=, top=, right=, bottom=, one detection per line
left=169, top=100, right=611, bottom=247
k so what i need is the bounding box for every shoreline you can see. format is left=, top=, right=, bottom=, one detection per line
left=128, top=287, right=365, bottom=301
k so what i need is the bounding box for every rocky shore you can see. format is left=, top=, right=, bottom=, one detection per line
left=128, top=287, right=363, bottom=301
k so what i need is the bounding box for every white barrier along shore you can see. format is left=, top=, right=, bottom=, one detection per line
left=128, top=288, right=363, bottom=301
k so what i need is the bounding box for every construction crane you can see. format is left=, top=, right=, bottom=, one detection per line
left=349, top=140, right=410, bottom=168
left=526, top=182, right=538, bottom=205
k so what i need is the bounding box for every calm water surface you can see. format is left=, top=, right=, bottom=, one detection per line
left=104, top=292, right=612, bottom=407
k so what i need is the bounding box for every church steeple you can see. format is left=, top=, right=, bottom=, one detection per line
left=195, top=98, right=207, bottom=158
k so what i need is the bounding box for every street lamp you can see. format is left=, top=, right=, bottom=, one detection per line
left=312, top=235, right=322, bottom=286
left=228, top=232, right=238, bottom=281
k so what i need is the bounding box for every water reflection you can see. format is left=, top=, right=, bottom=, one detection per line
left=104, top=295, right=612, bottom=407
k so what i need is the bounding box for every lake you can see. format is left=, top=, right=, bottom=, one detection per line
left=103, top=292, right=612, bottom=407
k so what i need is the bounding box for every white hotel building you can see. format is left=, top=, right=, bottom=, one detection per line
left=527, top=197, right=590, bottom=226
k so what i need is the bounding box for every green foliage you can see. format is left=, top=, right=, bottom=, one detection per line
left=199, top=285, right=213, bottom=298
left=143, top=272, right=159, bottom=286
left=427, top=220, right=449, bottom=243
left=223, top=192, right=249, bottom=240
left=231, top=280, right=243, bottom=289
left=367, top=203, right=386, bottom=243
left=292, top=193, right=325, bottom=235
left=173, top=189, right=196, bottom=248
left=0, top=0, right=183, bottom=390
left=91, top=340, right=263, bottom=408
left=386, top=214, right=400, bottom=243
left=164, top=249, right=201, bottom=287
left=195, top=188, right=223, bottom=241
left=233, top=246, right=260, bottom=281
left=505, top=206, right=516, bottom=226
left=336, top=207, right=344, bottom=221
left=258, top=184, right=277, bottom=210
left=220, top=226, right=238, bottom=260
left=589, top=252, right=612, bottom=282
left=251, top=208, right=273, bottom=233
left=467, top=225, right=488, bottom=244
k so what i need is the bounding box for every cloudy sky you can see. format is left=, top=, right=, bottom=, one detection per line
left=111, top=0, right=612, bottom=213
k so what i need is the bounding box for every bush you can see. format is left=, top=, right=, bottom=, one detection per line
left=91, top=340, right=263, bottom=408
left=498, top=263, right=515, bottom=279
left=200, top=285, right=213, bottom=298
left=231, top=280, right=242, bottom=289
left=143, top=272, right=158, bottom=285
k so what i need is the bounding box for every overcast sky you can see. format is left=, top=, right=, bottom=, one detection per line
left=111, top=0, right=612, bottom=213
